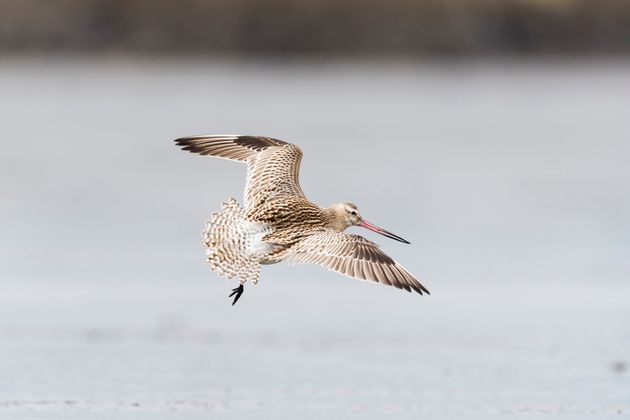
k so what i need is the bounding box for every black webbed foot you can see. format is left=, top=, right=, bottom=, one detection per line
left=229, top=284, right=244, bottom=306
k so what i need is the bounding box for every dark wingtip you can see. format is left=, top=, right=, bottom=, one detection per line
left=410, top=281, right=430, bottom=296
left=174, top=137, right=205, bottom=155
left=174, top=137, right=190, bottom=147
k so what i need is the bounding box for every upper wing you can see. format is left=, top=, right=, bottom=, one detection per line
left=285, top=231, right=429, bottom=295
left=175, top=135, right=305, bottom=211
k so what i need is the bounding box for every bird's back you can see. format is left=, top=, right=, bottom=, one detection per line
left=249, top=195, right=332, bottom=247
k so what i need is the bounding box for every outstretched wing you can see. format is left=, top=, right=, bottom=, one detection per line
left=175, top=135, right=305, bottom=211
left=286, top=231, right=429, bottom=295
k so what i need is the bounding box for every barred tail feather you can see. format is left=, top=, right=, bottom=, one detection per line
left=202, top=198, right=263, bottom=284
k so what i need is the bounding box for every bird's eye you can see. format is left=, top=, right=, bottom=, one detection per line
left=350, top=210, right=357, bottom=216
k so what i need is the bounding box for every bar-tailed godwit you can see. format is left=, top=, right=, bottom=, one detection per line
left=176, top=135, right=429, bottom=305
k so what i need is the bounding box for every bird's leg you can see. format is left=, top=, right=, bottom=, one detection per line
left=229, top=284, right=245, bottom=306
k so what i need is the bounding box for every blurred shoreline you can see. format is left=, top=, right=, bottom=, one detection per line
left=3, top=51, right=630, bottom=67
left=2, top=0, right=630, bottom=57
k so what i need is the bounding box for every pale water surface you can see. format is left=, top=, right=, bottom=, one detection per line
left=0, top=57, right=629, bottom=418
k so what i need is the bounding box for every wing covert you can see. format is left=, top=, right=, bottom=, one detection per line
left=175, top=135, right=305, bottom=211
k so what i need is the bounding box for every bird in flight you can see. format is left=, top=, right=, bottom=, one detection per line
left=175, top=135, right=429, bottom=305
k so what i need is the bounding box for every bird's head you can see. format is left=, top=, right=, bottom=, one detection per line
left=329, top=202, right=410, bottom=244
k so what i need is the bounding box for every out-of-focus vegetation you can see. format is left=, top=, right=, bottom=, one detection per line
left=1, top=0, right=629, bottom=56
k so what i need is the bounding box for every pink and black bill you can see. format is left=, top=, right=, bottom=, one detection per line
left=360, top=221, right=411, bottom=244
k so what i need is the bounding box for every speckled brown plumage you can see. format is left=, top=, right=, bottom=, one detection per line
left=176, top=134, right=429, bottom=296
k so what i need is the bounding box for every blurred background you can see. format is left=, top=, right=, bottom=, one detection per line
left=2, top=0, right=630, bottom=56
left=1, top=0, right=629, bottom=418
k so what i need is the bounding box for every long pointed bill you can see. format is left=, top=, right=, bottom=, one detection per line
left=359, top=220, right=411, bottom=244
